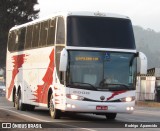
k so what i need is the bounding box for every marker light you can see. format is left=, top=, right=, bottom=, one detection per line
left=130, top=107, right=134, bottom=110
left=66, top=104, right=71, bottom=108
left=94, top=11, right=106, bottom=16
left=126, top=107, right=130, bottom=111
left=126, top=107, right=134, bottom=111
left=120, top=96, right=135, bottom=102
left=72, top=105, right=76, bottom=108
left=125, top=97, right=132, bottom=102
left=66, top=94, right=84, bottom=100
left=70, top=94, right=79, bottom=100
left=66, top=103, right=76, bottom=108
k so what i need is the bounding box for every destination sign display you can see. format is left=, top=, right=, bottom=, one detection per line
left=75, top=57, right=99, bottom=61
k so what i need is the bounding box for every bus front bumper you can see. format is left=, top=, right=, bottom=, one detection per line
left=62, top=99, right=135, bottom=113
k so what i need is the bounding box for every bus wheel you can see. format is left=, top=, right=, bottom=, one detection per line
left=15, top=90, right=26, bottom=111
left=49, top=95, right=61, bottom=119
left=105, top=113, right=117, bottom=120
left=13, top=93, right=16, bottom=107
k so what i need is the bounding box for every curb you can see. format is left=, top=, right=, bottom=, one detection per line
left=136, top=101, right=160, bottom=107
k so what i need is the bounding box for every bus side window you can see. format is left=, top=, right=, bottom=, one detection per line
left=25, top=25, right=33, bottom=49
left=18, top=28, right=26, bottom=51
left=56, top=17, right=65, bottom=44
left=39, top=21, right=49, bottom=47
left=8, top=31, right=16, bottom=52
left=32, top=23, right=40, bottom=48
left=14, top=31, right=19, bottom=51
left=47, top=19, right=56, bottom=45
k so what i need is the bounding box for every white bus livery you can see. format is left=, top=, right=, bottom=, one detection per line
left=6, top=11, right=147, bottom=120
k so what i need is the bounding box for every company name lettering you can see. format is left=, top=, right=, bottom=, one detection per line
left=73, top=91, right=90, bottom=95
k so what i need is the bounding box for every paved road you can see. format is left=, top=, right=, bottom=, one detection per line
left=0, top=96, right=160, bottom=131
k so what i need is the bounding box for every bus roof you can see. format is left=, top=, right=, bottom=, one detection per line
left=10, top=11, right=130, bottom=31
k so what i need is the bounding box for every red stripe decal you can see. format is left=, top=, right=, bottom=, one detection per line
left=55, top=93, right=60, bottom=97
left=32, top=49, right=54, bottom=104
left=107, top=91, right=126, bottom=101
left=7, top=54, right=27, bottom=99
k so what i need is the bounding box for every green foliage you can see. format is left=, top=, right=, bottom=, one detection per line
left=133, top=26, right=160, bottom=69
left=0, top=0, right=39, bottom=67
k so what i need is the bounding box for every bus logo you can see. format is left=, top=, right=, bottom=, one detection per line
left=100, top=96, right=105, bottom=101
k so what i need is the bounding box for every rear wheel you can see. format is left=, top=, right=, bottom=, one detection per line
left=15, top=90, right=26, bottom=111
left=13, top=93, right=16, bottom=107
left=105, top=113, right=117, bottom=120
left=49, top=95, right=61, bottom=119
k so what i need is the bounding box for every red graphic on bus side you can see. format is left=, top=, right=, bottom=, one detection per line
left=7, top=54, right=27, bottom=99
left=107, top=91, right=126, bottom=101
left=33, top=49, right=54, bottom=104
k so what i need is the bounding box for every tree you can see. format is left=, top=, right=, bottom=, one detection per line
left=0, top=0, right=40, bottom=67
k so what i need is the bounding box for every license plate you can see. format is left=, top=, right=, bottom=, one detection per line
left=96, top=106, right=108, bottom=110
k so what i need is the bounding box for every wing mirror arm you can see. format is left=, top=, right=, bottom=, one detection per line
left=59, top=48, right=68, bottom=72
left=137, top=52, right=147, bottom=74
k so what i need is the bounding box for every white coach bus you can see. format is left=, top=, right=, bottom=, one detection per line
left=6, top=11, right=147, bottom=120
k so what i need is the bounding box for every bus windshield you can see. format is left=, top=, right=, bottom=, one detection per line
left=67, top=16, right=135, bottom=49
left=67, top=51, right=137, bottom=91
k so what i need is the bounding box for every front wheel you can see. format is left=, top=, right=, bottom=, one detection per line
left=105, top=113, right=117, bottom=120
left=49, top=95, right=61, bottom=119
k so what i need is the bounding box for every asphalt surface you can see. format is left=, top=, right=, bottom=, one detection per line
left=0, top=95, right=160, bottom=131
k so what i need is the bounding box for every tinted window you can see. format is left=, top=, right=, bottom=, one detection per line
left=68, top=51, right=137, bottom=90
left=39, top=21, right=49, bottom=47
left=56, top=17, right=65, bottom=44
left=47, top=19, right=56, bottom=45
left=8, top=31, right=16, bottom=52
left=18, top=28, right=26, bottom=50
left=8, top=18, right=57, bottom=52
left=32, top=23, right=40, bottom=48
left=25, top=25, right=33, bottom=49
left=67, top=16, right=135, bottom=49
left=14, top=31, right=19, bottom=51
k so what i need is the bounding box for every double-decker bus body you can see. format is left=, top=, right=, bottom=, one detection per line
left=6, top=11, right=147, bottom=119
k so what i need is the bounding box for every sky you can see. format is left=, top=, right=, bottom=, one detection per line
left=38, top=0, right=160, bottom=32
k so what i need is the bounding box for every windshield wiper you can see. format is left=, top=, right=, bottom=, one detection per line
left=69, top=82, right=97, bottom=90
left=99, top=82, right=132, bottom=90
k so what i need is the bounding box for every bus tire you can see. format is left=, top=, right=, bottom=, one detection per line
left=15, top=90, right=26, bottom=111
left=49, top=95, right=61, bottom=119
left=105, top=113, right=117, bottom=120
left=13, top=93, right=16, bottom=107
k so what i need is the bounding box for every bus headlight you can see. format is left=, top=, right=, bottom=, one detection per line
left=120, top=96, right=135, bottom=102
left=126, top=106, right=134, bottom=111
left=66, top=94, right=84, bottom=100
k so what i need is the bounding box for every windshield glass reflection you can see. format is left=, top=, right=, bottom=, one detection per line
left=67, top=51, right=137, bottom=91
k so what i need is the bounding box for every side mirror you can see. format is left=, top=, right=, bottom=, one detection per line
left=138, top=52, right=147, bottom=74
left=59, top=48, right=68, bottom=71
